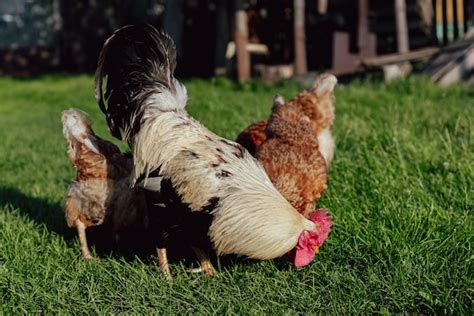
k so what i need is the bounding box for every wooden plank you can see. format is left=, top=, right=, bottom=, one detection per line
left=422, top=33, right=473, bottom=83
left=437, top=45, right=474, bottom=85
left=361, top=47, right=439, bottom=66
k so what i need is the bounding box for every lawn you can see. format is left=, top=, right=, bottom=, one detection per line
left=0, top=75, right=472, bottom=313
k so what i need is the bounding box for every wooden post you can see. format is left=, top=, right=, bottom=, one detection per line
left=395, top=0, right=409, bottom=53
left=234, top=0, right=250, bottom=81
left=294, top=0, right=307, bottom=75
left=456, top=0, right=465, bottom=37
left=358, top=0, right=370, bottom=57
left=317, top=0, right=328, bottom=14
left=447, top=0, right=454, bottom=41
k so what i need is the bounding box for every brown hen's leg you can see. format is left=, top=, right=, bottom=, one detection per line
left=156, top=247, right=172, bottom=281
left=75, top=219, right=93, bottom=260
left=191, top=246, right=217, bottom=277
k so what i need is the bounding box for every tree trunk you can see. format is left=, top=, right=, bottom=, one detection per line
left=234, top=0, right=250, bottom=81
left=294, top=0, right=307, bottom=75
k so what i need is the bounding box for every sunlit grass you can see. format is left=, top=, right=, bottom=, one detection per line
left=0, top=75, right=472, bottom=313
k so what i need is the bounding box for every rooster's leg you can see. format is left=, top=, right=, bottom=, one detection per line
left=190, top=246, right=217, bottom=277
left=75, top=219, right=94, bottom=260
left=156, top=247, right=172, bottom=281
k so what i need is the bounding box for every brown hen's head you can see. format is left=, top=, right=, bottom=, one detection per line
left=62, top=108, right=100, bottom=155
left=62, top=108, right=128, bottom=180
left=287, top=73, right=337, bottom=134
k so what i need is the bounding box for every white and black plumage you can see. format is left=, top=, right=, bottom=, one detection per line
left=95, top=24, right=321, bottom=278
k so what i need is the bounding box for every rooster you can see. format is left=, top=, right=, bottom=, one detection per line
left=236, top=73, right=337, bottom=166
left=94, top=24, right=331, bottom=279
left=62, top=108, right=148, bottom=260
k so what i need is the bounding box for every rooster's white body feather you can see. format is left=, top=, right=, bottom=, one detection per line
left=132, top=87, right=316, bottom=258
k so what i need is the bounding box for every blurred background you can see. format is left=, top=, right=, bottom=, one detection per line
left=0, top=0, right=473, bottom=84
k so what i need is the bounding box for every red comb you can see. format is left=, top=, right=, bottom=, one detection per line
left=309, top=208, right=333, bottom=247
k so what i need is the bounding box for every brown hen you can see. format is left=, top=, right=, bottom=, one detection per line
left=255, top=96, right=328, bottom=217
left=62, top=108, right=147, bottom=260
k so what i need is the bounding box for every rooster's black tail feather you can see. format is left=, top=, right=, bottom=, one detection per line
left=95, top=24, right=178, bottom=143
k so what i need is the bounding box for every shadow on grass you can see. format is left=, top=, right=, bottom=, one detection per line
left=216, top=254, right=291, bottom=273
left=0, top=185, right=294, bottom=272
left=0, top=185, right=73, bottom=239
left=0, top=185, right=155, bottom=260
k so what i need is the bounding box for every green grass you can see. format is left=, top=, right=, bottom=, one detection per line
left=0, top=74, right=472, bottom=313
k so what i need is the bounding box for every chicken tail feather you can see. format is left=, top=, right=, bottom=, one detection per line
left=95, top=23, right=186, bottom=143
